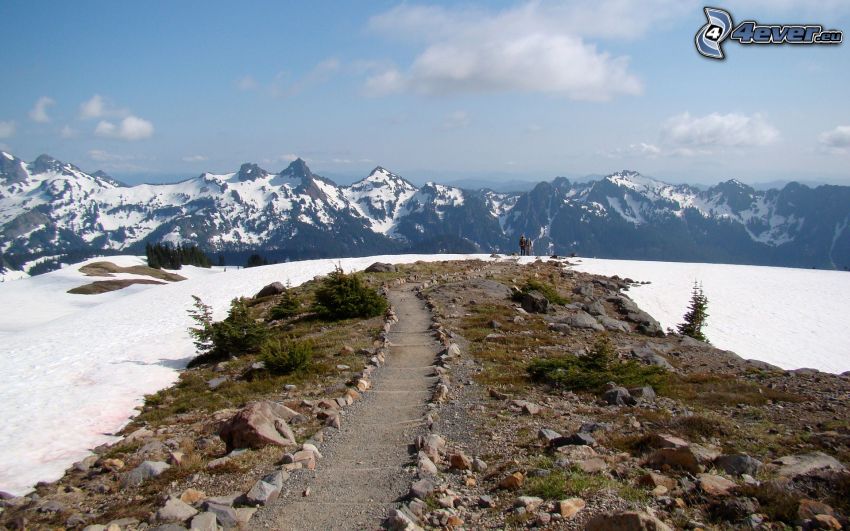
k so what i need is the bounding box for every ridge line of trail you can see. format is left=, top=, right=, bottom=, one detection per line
left=253, top=284, right=438, bottom=530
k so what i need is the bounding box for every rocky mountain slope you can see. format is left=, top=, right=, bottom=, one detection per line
left=2, top=151, right=849, bottom=276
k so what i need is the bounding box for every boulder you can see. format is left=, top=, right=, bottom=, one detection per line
left=254, top=282, right=285, bottom=298
left=697, top=473, right=737, bottom=497
left=449, top=452, right=472, bottom=471
left=774, top=452, right=846, bottom=478
left=637, top=472, right=676, bottom=490
left=410, top=479, right=435, bottom=499
left=646, top=447, right=701, bottom=474
left=365, top=262, right=397, bottom=273
left=551, top=432, right=596, bottom=447
left=538, top=428, right=562, bottom=444
left=560, top=310, right=605, bottom=331
left=201, top=502, right=238, bottom=529
left=120, top=460, right=170, bottom=488
left=629, top=386, right=656, bottom=402
left=715, top=454, right=762, bottom=476
left=417, top=453, right=438, bottom=477
left=218, top=401, right=298, bottom=452
left=586, top=511, right=673, bottom=531
left=243, top=471, right=287, bottom=506
left=189, top=513, right=217, bottom=531
left=156, top=497, right=198, bottom=523
left=499, top=472, right=524, bottom=490
left=521, top=291, right=549, bottom=313
left=597, top=316, right=631, bottom=333
left=603, top=386, right=637, bottom=406
left=558, top=497, right=586, bottom=518
left=798, top=499, right=836, bottom=521
left=585, top=300, right=607, bottom=316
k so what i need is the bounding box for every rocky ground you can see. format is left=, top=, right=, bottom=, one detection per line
left=1, top=257, right=848, bottom=530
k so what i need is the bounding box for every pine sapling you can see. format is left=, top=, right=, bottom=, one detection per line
left=677, top=281, right=709, bottom=342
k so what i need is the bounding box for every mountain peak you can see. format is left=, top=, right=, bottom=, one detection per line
left=281, top=158, right=312, bottom=180
left=236, top=162, right=268, bottom=182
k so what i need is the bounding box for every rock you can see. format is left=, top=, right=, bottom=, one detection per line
left=254, top=282, right=286, bottom=298
left=150, top=525, right=187, bottom=531
left=472, top=457, right=488, bottom=472
left=562, top=310, right=605, bottom=331
left=218, top=401, right=298, bottom=452
left=179, top=488, right=206, bottom=505
left=637, top=472, right=676, bottom=490
left=799, top=499, right=836, bottom=520
left=577, top=457, right=607, bottom=474
left=385, top=507, right=423, bottom=531
left=521, top=291, right=549, bottom=313
left=603, top=386, right=637, bottom=406
left=449, top=452, right=472, bottom=470
left=499, top=471, right=524, bottom=490
left=551, top=432, right=596, bottom=447
left=432, top=384, right=448, bottom=402
left=201, top=503, right=238, bottom=529
left=813, top=514, right=842, bottom=529
left=156, top=497, right=198, bottom=523
left=420, top=434, right=446, bottom=461
left=629, top=385, right=656, bottom=401
left=697, top=473, right=737, bottom=497
left=417, top=453, right=438, bottom=477
left=646, top=447, right=701, bottom=474
left=585, top=300, right=607, bottom=316
left=478, top=495, right=495, bottom=508
left=773, top=452, right=846, bottom=478
left=554, top=445, right=597, bottom=463
left=365, top=262, right=396, bottom=273
left=521, top=401, right=541, bottom=415
left=585, top=510, right=673, bottom=531
left=690, top=443, right=720, bottom=464
left=558, top=498, right=586, bottom=518
left=647, top=433, right=690, bottom=449
left=102, top=458, right=125, bottom=471
left=243, top=473, right=284, bottom=506
left=538, top=428, right=562, bottom=443
left=66, top=514, right=89, bottom=527
left=409, top=479, right=435, bottom=499
left=708, top=497, right=758, bottom=522
left=205, top=493, right=241, bottom=506
left=234, top=507, right=256, bottom=526
left=189, top=512, right=217, bottom=531
left=515, top=496, right=544, bottom=511
left=120, top=460, right=170, bottom=488
left=125, top=427, right=154, bottom=443
left=74, top=455, right=99, bottom=472
left=715, top=454, right=763, bottom=476
left=597, top=315, right=631, bottom=332
left=206, top=376, right=228, bottom=390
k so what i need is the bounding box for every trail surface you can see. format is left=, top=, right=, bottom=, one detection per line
left=254, top=285, right=438, bottom=530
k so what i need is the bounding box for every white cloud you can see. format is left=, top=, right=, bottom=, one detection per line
left=236, top=76, right=258, bottom=91
left=818, top=125, right=850, bottom=154
left=0, top=121, right=14, bottom=139
left=60, top=125, right=77, bottom=138
left=94, top=116, right=154, bottom=141
left=182, top=155, right=208, bottom=162
left=29, top=97, right=56, bottom=123
left=80, top=95, right=106, bottom=119
left=263, top=154, right=300, bottom=165
left=362, top=2, right=672, bottom=100
left=88, top=149, right=137, bottom=162
left=662, top=112, right=779, bottom=148
left=442, top=110, right=471, bottom=130
left=605, top=142, right=663, bottom=159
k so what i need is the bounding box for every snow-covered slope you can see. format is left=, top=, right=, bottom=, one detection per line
left=0, top=253, right=491, bottom=496
left=573, top=258, right=850, bottom=374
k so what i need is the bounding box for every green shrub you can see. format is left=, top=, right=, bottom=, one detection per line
left=678, top=281, right=709, bottom=342
left=188, top=296, right=269, bottom=366
left=260, top=337, right=312, bottom=374
left=312, top=266, right=388, bottom=320
left=267, top=284, right=301, bottom=321
left=527, top=336, right=667, bottom=393
left=512, top=279, right=569, bottom=305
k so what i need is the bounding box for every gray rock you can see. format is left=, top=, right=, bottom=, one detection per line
left=561, top=310, right=604, bottom=331
left=632, top=347, right=674, bottom=370
left=551, top=432, right=596, bottom=447
left=573, top=283, right=594, bottom=298
left=120, top=460, right=170, bottom=488
left=365, top=262, right=397, bottom=273
left=156, top=497, right=198, bottom=523
left=597, top=315, right=631, bottom=333
left=538, top=428, right=562, bottom=443
left=254, top=282, right=285, bottom=298
left=410, top=479, right=435, bottom=499
left=629, top=385, right=656, bottom=402
left=603, top=386, right=637, bottom=406
left=585, top=300, right=607, bottom=316
left=586, top=510, right=673, bottom=531
left=150, top=525, right=188, bottom=531
left=715, top=454, right=763, bottom=476
left=207, top=377, right=228, bottom=390
left=189, top=513, right=217, bottom=531
left=243, top=478, right=281, bottom=506
left=774, top=452, right=846, bottom=478
left=521, top=291, right=549, bottom=313
left=201, top=502, right=238, bottom=528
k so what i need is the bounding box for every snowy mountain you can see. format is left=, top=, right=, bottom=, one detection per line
left=2, top=151, right=850, bottom=275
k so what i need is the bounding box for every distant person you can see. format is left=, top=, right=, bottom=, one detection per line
left=527, top=239, right=534, bottom=256
left=519, top=235, right=527, bottom=256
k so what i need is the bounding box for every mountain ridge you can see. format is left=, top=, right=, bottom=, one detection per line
left=1, top=150, right=849, bottom=275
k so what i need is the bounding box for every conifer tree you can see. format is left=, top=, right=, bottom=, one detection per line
left=677, top=281, right=709, bottom=342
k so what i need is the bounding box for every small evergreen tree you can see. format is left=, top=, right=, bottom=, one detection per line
left=268, top=281, right=301, bottom=321
left=187, top=296, right=269, bottom=365
left=677, top=281, right=709, bottom=342
left=260, top=336, right=312, bottom=375
left=312, top=266, right=388, bottom=320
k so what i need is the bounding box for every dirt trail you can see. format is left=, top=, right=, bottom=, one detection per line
left=253, top=285, right=438, bottom=530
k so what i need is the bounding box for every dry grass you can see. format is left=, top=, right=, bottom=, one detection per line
left=662, top=372, right=803, bottom=408
left=79, top=261, right=186, bottom=281
left=67, top=278, right=165, bottom=294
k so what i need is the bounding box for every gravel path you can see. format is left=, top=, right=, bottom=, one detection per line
left=253, top=285, right=438, bottom=530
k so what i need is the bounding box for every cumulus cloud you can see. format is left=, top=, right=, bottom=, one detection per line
left=182, top=155, right=208, bottom=162
left=662, top=112, right=779, bottom=148
left=95, top=116, right=154, bottom=141
left=360, top=2, right=679, bottom=100
left=29, top=97, right=56, bottom=123
left=80, top=95, right=107, bottom=119
left=818, top=125, right=850, bottom=154
left=442, top=110, right=471, bottom=130
left=0, top=121, right=14, bottom=139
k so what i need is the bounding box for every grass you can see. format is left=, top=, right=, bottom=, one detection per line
left=79, top=261, right=186, bottom=281
left=663, top=372, right=803, bottom=408
left=512, top=279, right=570, bottom=305
left=523, top=468, right=649, bottom=504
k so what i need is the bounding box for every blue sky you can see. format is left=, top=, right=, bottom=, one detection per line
left=1, top=0, right=849, bottom=186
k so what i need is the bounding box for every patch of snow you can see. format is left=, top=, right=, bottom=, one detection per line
left=573, top=258, right=850, bottom=374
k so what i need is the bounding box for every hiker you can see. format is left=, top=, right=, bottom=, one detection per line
left=519, top=235, right=527, bottom=256
left=527, top=238, right=534, bottom=256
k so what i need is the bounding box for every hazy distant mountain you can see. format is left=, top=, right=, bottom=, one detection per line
left=1, top=150, right=849, bottom=275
